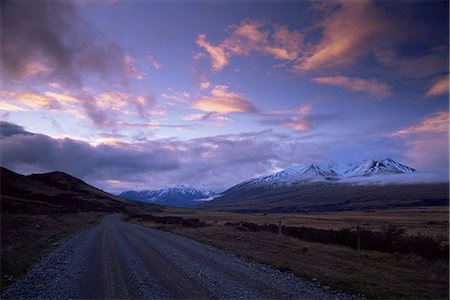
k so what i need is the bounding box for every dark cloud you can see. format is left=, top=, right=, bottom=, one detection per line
left=0, top=123, right=321, bottom=192
left=1, top=131, right=180, bottom=183
left=0, top=121, right=34, bottom=137
left=1, top=122, right=431, bottom=194
left=0, top=0, right=123, bottom=86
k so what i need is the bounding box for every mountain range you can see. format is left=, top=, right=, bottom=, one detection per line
left=119, top=185, right=216, bottom=208
left=201, top=159, right=448, bottom=213
left=237, top=158, right=416, bottom=189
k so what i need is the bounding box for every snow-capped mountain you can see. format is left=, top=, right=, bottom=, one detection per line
left=119, top=184, right=216, bottom=208
left=242, top=163, right=340, bottom=187
left=344, top=158, right=415, bottom=177
left=231, top=158, right=415, bottom=190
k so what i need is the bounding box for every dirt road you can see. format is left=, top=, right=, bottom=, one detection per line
left=3, top=215, right=354, bottom=299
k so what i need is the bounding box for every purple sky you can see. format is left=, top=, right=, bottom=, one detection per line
left=1, top=0, right=448, bottom=193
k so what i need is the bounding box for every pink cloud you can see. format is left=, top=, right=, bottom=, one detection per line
left=193, top=85, right=256, bottom=114
left=183, top=112, right=232, bottom=122
left=196, top=20, right=304, bottom=71
left=426, top=74, right=449, bottom=97
left=392, top=111, right=449, bottom=169
left=159, top=89, right=192, bottom=102
left=199, top=81, right=211, bottom=90
left=312, top=76, right=392, bottom=98
left=123, top=55, right=144, bottom=80
left=23, top=61, right=51, bottom=77
left=280, top=117, right=310, bottom=132
left=264, top=25, right=304, bottom=60
left=147, top=53, right=162, bottom=70
left=393, top=111, right=449, bottom=137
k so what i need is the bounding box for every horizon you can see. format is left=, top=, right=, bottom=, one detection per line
left=1, top=0, right=449, bottom=193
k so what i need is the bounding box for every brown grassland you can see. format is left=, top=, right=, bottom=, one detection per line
left=130, top=206, right=449, bottom=300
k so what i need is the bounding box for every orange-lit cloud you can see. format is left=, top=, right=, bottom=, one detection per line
left=197, top=20, right=303, bottom=71
left=426, top=75, right=449, bottom=97
left=295, top=0, right=398, bottom=72
left=1, top=91, right=54, bottom=110
left=196, top=34, right=230, bottom=72
left=193, top=85, right=256, bottom=114
left=312, top=76, right=392, bottom=98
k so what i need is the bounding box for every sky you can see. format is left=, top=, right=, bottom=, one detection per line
left=0, top=0, right=449, bottom=193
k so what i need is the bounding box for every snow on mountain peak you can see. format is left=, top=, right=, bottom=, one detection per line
left=345, top=158, right=415, bottom=177
left=237, top=158, right=415, bottom=189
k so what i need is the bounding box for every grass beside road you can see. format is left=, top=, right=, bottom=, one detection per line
left=129, top=210, right=449, bottom=300
left=0, top=213, right=104, bottom=292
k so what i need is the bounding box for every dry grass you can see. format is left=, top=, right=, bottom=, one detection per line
left=131, top=209, right=449, bottom=299
left=0, top=213, right=104, bottom=291
left=157, top=206, right=449, bottom=238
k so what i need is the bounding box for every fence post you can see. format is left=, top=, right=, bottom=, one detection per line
left=278, top=220, right=282, bottom=236
left=356, top=225, right=361, bottom=251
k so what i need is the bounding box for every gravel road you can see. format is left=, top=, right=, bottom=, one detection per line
left=2, top=215, right=357, bottom=299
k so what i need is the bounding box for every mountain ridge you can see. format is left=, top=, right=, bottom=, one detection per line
left=120, top=184, right=216, bottom=208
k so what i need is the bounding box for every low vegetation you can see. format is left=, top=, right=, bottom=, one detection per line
left=0, top=213, right=104, bottom=291
left=128, top=207, right=449, bottom=299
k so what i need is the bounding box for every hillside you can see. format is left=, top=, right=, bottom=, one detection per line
left=0, top=167, right=156, bottom=214
left=202, top=182, right=449, bottom=213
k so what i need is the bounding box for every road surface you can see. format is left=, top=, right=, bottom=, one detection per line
left=3, top=215, right=355, bottom=299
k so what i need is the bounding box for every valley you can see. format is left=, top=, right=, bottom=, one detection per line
left=1, top=167, right=448, bottom=299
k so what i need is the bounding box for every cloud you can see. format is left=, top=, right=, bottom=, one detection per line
left=146, top=53, right=161, bottom=70
left=196, top=34, right=230, bottom=72
left=183, top=112, right=232, bottom=122
left=266, top=104, right=312, bottom=116
left=1, top=88, right=159, bottom=126
left=193, top=85, right=256, bottom=114
left=426, top=74, right=449, bottom=97
left=0, top=122, right=328, bottom=192
left=294, top=0, right=404, bottom=72
left=123, top=55, right=144, bottom=80
left=0, top=121, right=33, bottom=137
left=159, top=89, right=192, bottom=102
left=392, top=111, right=449, bottom=170
left=2, top=121, right=446, bottom=193
left=279, top=117, right=310, bottom=132
left=196, top=20, right=304, bottom=71
left=393, top=111, right=448, bottom=137
left=200, top=81, right=211, bottom=90
left=0, top=1, right=124, bottom=86
left=312, top=76, right=392, bottom=98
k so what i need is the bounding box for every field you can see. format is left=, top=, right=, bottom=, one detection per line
left=0, top=213, right=105, bottom=291
left=129, top=206, right=449, bottom=299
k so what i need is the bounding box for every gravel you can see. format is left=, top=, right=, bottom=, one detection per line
left=2, top=215, right=360, bottom=299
